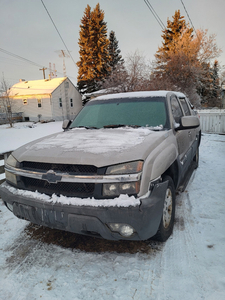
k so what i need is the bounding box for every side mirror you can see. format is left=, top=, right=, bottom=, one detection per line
left=175, top=116, right=200, bottom=131
left=62, top=119, right=72, bottom=131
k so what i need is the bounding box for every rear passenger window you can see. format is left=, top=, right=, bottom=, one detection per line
left=180, top=98, right=191, bottom=116
left=170, top=97, right=183, bottom=124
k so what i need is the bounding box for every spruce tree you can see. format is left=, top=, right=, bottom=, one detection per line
left=209, top=60, right=221, bottom=107
left=77, top=5, right=92, bottom=92
left=151, top=10, right=221, bottom=107
left=197, top=62, right=212, bottom=105
left=108, top=31, right=124, bottom=70
left=197, top=60, right=221, bottom=107
left=77, top=3, right=110, bottom=94
left=155, top=10, right=193, bottom=65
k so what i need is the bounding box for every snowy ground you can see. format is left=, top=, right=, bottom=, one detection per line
left=0, top=122, right=225, bottom=300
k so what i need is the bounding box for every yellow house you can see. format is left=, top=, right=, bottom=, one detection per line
left=5, top=77, right=82, bottom=122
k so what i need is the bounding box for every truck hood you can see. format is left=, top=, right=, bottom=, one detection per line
left=12, top=127, right=169, bottom=167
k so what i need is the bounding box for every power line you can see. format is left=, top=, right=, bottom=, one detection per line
left=180, top=0, right=199, bottom=39
left=143, top=0, right=166, bottom=30
left=0, top=48, right=44, bottom=68
left=40, top=0, right=78, bottom=69
left=0, top=47, right=77, bottom=81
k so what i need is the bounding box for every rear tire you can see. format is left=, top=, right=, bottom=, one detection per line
left=153, top=175, right=175, bottom=242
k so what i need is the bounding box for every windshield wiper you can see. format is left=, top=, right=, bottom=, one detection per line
left=148, top=125, right=164, bottom=131
left=103, top=124, right=126, bottom=128
left=76, top=126, right=98, bottom=129
left=103, top=124, right=141, bottom=129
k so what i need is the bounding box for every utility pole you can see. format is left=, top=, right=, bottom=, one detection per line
left=39, top=67, right=47, bottom=79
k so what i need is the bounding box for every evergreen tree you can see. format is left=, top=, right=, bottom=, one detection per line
left=77, top=3, right=110, bottom=94
left=196, top=62, right=212, bottom=105
left=156, top=10, right=193, bottom=63
left=108, top=31, right=124, bottom=70
left=76, top=5, right=92, bottom=93
left=197, top=60, right=221, bottom=107
left=209, top=60, right=221, bottom=107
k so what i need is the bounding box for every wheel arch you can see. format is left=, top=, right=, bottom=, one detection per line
left=162, top=159, right=180, bottom=190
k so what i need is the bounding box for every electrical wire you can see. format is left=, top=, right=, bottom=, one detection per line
left=143, top=0, right=166, bottom=30
left=0, top=48, right=77, bottom=81
left=0, top=48, right=45, bottom=69
left=180, top=0, right=199, bottom=39
left=40, top=0, right=78, bottom=69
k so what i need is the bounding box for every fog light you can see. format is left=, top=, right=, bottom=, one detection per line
left=119, top=225, right=134, bottom=237
left=108, top=223, right=135, bottom=237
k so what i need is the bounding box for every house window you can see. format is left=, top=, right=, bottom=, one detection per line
left=59, top=98, right=62, bottom=108
left=37, top=99, right=42, bottom=108
left=23, top=99, right=28, bottom=105
left=65, top=82, right=69, bottom=89
left=70, top=98, right=73, bottom=107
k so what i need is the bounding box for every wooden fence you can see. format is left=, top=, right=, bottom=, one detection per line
left=197, top=109, right=225, bottom=134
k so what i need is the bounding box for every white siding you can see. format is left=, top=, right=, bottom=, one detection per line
left=197, top=110, right=225, bottom=134
left=52, top=78, right=82, bottom=121
left=7, top=77, right=82, bottom=122
left=13, top=97, right=52, bottom=122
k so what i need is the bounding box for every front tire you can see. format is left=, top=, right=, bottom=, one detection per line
left=153, top=175, right=176, bottom=242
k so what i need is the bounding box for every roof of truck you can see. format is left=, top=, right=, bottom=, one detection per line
left=93, top=90, right=186, bottom=101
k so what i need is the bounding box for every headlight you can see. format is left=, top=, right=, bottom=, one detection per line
left=106, top=160, right=143, bottom=175
left=5, top=170, right=17, bottom=185
left=5, top=155, right=18, bottom=185
left=6, top=154, right=18, bottom=167
left=103, top=181, right=140, bottom=197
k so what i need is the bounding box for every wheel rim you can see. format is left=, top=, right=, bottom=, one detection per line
left=163, top=188, right=173, bottom=229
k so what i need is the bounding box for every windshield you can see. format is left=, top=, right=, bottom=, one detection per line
left=70, top=97, right=169, bottom=129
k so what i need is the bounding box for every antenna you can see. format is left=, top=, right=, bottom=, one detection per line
left=53, top=63, right=57, bottom=77
left=55, top=50, right=70, bottom=77
left=49, top=62, right=57, bottom=78
left=49, top=62, right=52, bottom=79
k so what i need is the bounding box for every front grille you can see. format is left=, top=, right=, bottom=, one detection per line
left=21, top=176, right=95, bottom=197
left=21, top=161, right=97, bottom=175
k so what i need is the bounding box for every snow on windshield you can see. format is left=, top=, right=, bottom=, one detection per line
left=71, top=97, right=168, bottom=129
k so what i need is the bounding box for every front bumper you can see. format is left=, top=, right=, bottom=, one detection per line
left=0, top=181, right=168, bottom=241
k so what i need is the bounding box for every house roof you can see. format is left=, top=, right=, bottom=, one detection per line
left=8, top=77, right=67, bottom=97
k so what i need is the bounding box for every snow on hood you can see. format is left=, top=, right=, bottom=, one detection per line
left=25, top=127, right=153, bottom=154
left=13, top=127, right=167, bottom=167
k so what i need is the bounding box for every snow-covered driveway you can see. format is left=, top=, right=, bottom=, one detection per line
left=0, top=133, right=225, bottom=300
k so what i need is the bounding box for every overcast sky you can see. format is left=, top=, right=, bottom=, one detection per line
left=1, top=0, right=225, bottom=87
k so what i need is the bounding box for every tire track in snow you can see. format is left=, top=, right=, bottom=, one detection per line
left=141, top=169, right=210, bottom=300
left=1, top=209, right=165, bottom=300
left=158, top=174, right=209, bottom=300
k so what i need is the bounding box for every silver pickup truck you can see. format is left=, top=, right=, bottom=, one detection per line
left=0, top=91, right=201, bottom=242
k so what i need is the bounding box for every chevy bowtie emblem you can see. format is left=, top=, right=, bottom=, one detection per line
left=42, top=170, right=62, bottom=183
